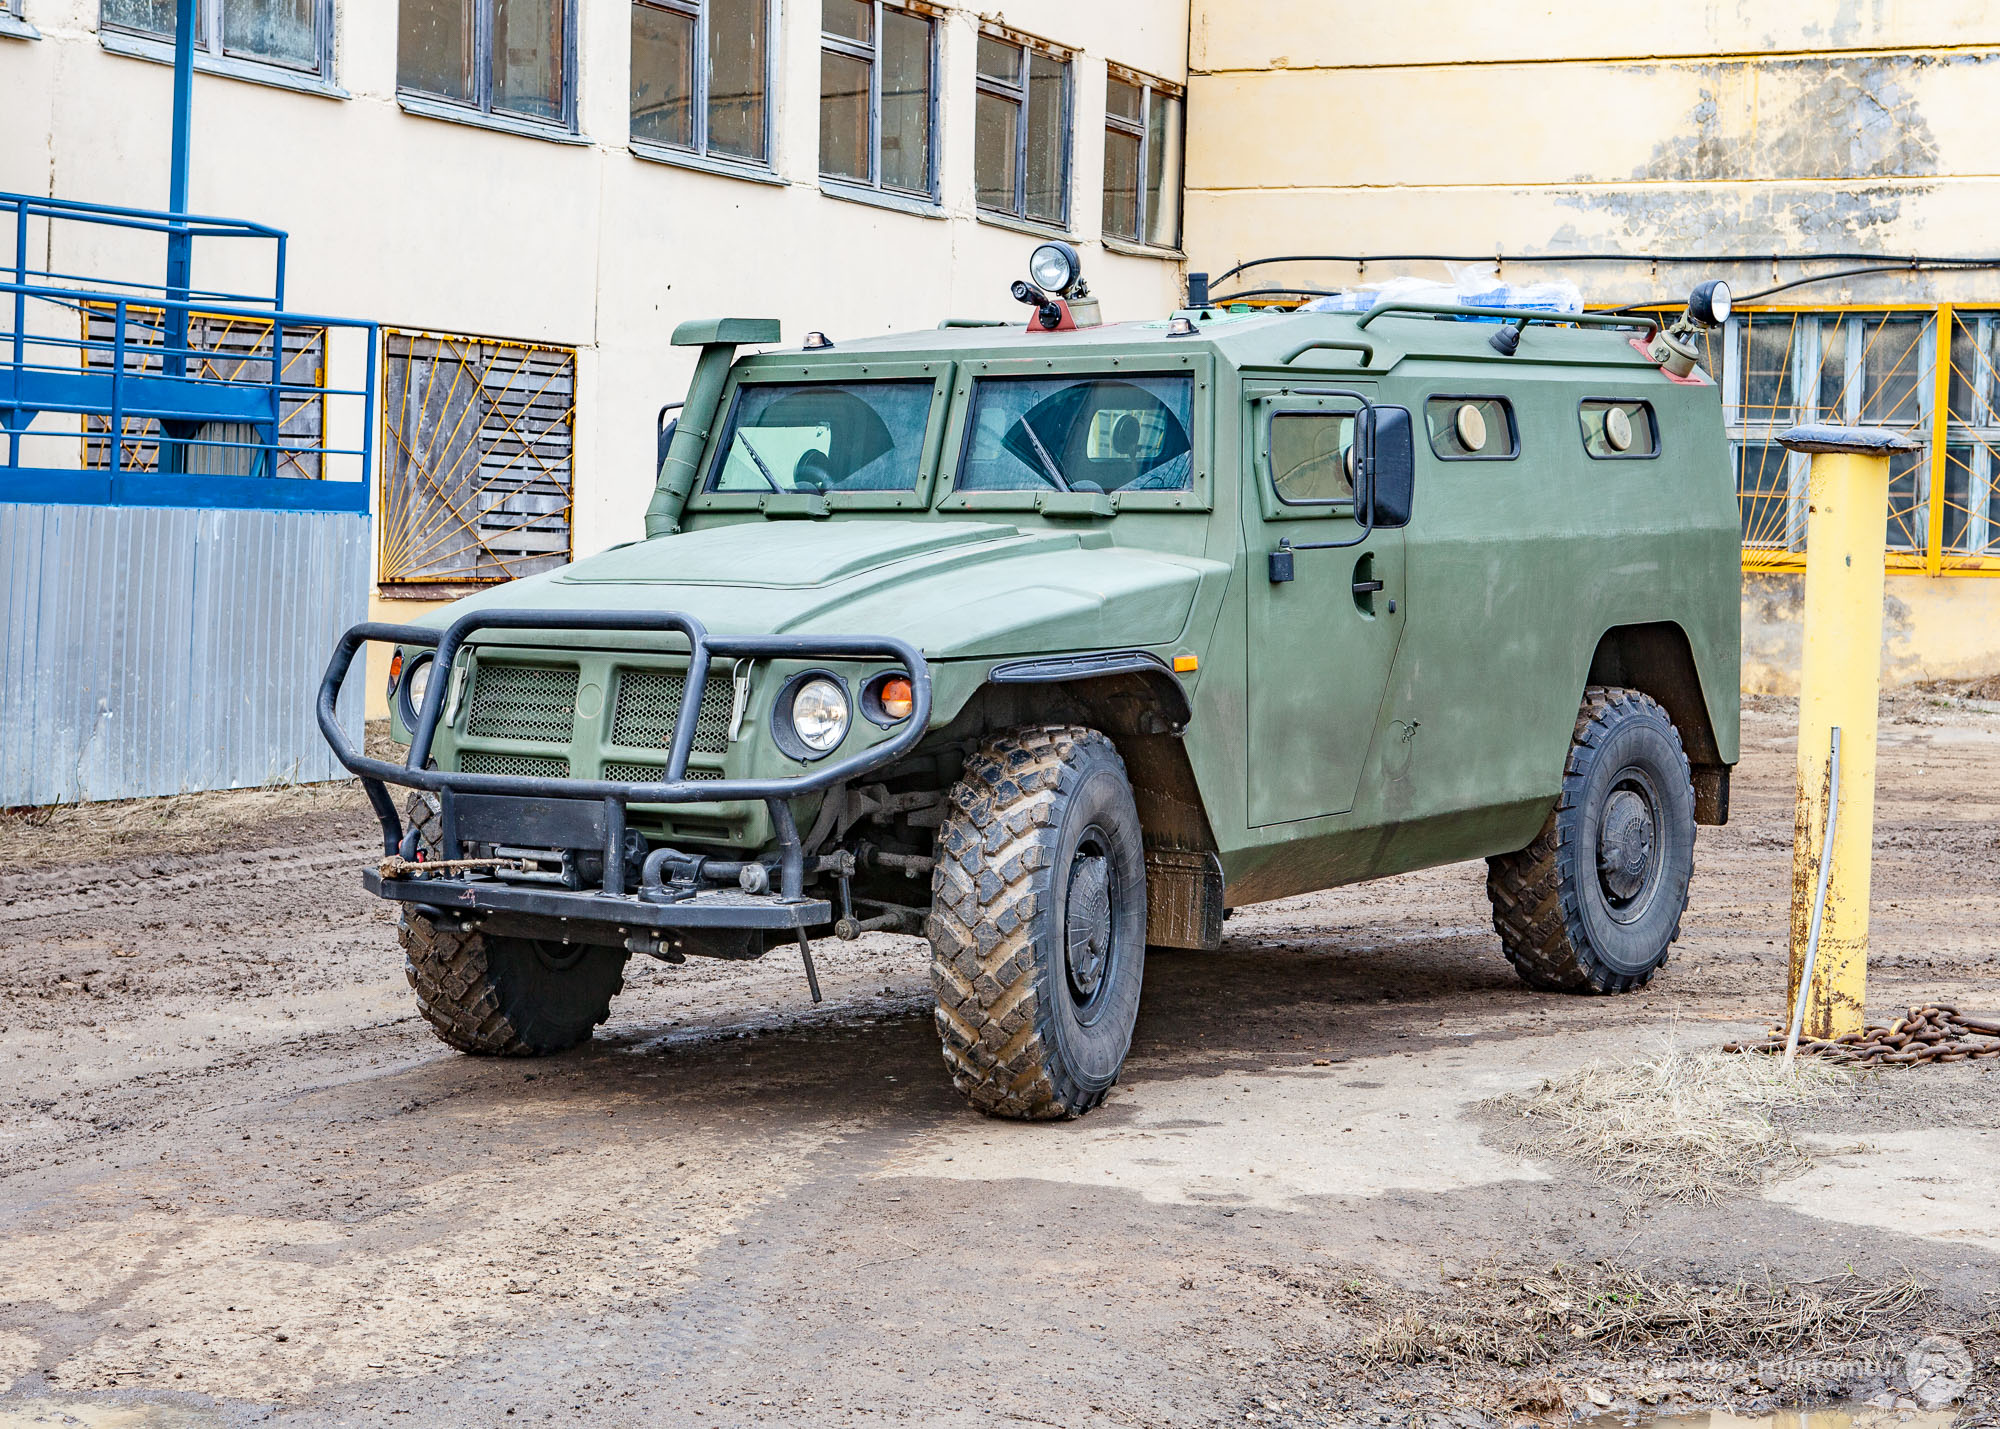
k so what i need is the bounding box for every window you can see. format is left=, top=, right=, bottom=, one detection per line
left=1579, top=400, right=1658, bottom=459
left=975, top=33, right=1069, bottom=227
left=399, top=0, right=575, bottom=130
left=379, top=330, right=575, bottom=590
left=101, top=0, right=332, bottom=79
left=705, top=381, right=933, bottom=493
left=820, top=0, right=936, bottom=200
left=631, top=0, right=770, bottom=166
left=958, top=375, right=1193, bottom=493
left=2, top=0, right=38, bottom=39
left=1425, top=396, right=1517, bottom=460
left=1269, top=412, right=1355, bottom=505
left=80, top=306, right=328, bottom=478
left=1102, top=72, right=1183, bottom=249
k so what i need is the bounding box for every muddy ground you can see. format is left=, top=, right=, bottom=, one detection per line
left=2, top=695, right=1998, bottom=1428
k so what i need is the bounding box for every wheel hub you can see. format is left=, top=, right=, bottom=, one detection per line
left=1065, top=853, right=1112, bottom=1002
left=1597, top=787, right=1657, bottom=904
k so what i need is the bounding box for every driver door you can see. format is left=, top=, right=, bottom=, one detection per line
left=1245, top=390, right=1409, bottom=825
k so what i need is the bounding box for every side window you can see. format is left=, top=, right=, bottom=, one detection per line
left=1580, top=399, right=1660, bottom=459
left=1424, top=396, right=1517, bottom=460
left=1268, top=411, right=1355, bottom=505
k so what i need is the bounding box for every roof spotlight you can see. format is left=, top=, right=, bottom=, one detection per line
left=1686, top=279, right=1732, bottom=329
left=1028, top=241, right=1084, bottom=299
left=1647, top=278, right=1732, bottom=378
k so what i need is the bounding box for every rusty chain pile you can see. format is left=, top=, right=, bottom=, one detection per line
left=1726, top=1003, right=2000, bottom=1066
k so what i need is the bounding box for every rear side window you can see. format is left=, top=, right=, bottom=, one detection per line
left=958, top=374, right=1193, bottom=493
left=1268, top=411, right=1355, bottom=504
left=1424, top=396, right=1517, bottom=460
left=1579, top=399, right=1659, bottom=459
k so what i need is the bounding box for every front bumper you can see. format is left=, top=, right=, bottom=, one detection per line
left=318, top=606, right=931, bottom=932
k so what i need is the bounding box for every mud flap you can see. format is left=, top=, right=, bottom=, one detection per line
left=1144, top=847, right=1225, bottom=951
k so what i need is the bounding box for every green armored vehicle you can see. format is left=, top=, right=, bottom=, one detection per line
left=321, top=244, right=1741, bottom=1119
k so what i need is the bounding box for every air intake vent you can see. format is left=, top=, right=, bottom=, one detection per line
left=603, top=761, right=722, bottom=783
left=465, top=663, right=579, bottom=742
left=612, top=668, right=732, bottom=755
left=459, top=750, right=571, bottom=779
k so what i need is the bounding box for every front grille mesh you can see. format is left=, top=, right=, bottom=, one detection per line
left=466, top=663, right=578, bottom=741
left=612, top=668, right=732, bottom=754
left=603, top=761, right=722, bottom=783
left=459, top=750, right=571, bottom=779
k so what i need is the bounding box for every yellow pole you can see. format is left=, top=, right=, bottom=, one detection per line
left=1780, top=425, right=1913, bottom=1039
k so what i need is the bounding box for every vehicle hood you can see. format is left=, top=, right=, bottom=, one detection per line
left=440, top=519, right=1220, bottom=659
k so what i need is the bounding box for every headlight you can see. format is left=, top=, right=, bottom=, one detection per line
left=1029, top=240, right=1081, bottom=297
left=396, top=649, right=436, bottom=728
left=790, top=677, right=850, bottom=753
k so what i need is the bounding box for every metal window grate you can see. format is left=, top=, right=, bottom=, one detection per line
left=458, top=750, right=571, bottom=779
left=465, top=664, right=579, bottom=741
left=603, top=760, right=722, bottom=782
left=380, top=328, right=576, bottom=588
left=611, top=667, right=732, bottom=754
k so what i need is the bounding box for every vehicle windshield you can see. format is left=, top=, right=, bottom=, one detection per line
left=957, top=374, right=1194, bottom=494
left=707, top=380, right=933, bottom=493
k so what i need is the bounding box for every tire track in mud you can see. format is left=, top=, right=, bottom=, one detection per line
left=0, top=842, right=368, bottom=927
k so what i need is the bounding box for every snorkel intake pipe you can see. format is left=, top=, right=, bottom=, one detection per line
left=644, top=318, right=782, bottom=538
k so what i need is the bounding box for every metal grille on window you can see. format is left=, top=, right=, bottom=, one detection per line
left=79, top=306, right=327, bottom=479
left=611, top=668, right=733, bottom=754
left=379, top=329, right=575, bottom=588
left=465, top=664, right=580, bottom=741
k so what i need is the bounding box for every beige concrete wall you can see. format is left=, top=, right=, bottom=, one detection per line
left=2, top=0, right=1189, bottom=571
left=1183, top=1, right=2000, bottom=310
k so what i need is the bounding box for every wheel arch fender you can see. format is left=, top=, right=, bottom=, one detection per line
left=1585, top=621, right=1732, bottom=824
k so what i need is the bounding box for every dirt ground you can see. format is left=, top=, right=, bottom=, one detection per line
left=2, top=694, right=1998, bottom=1428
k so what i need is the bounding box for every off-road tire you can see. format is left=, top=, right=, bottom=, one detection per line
left=1486, top=686, right=1695, bottom=994
left=395, top=792, right=626, bottom=1055
left=929, top=725, right=1147, bottom=1119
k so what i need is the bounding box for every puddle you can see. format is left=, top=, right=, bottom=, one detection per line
left=0, top=1402, right=222, bottom=1428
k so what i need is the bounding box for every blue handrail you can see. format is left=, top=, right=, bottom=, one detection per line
left=1, top=189, right=374, bottom=512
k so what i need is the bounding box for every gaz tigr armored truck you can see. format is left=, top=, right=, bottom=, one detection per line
left=321, top=244, right=1741, bottom=1120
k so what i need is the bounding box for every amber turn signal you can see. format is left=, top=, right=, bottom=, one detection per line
left=387, top=649, right=404, bottom=694
left=878, top=676, right=915, bottom=721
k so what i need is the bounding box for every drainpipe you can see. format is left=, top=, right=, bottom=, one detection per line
left=644, top=318, right=780, bottom=539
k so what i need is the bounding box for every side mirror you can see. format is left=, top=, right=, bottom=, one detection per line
left=657, top=413, right=679, bottom=474
left=1355, top=405, right=1414, bottom=529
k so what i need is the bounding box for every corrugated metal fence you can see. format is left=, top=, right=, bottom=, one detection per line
left=1, top=503, right=368, bottom=805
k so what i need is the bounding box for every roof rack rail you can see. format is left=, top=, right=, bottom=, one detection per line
left=1354, top=302, right=1654, bottom=335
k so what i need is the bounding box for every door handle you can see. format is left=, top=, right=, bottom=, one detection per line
left=1351, top=579, right=1385, bottom=595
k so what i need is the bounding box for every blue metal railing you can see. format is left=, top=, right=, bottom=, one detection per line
left=1, top=191, right=375, bottom=512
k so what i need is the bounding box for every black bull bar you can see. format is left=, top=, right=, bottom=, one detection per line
left=318, top=607, right=933, bottom=932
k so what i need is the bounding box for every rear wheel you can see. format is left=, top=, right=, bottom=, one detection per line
left=395, top=792, right=626, bottom=1054
left=1485, top=686, right=1695, bottom=994
left=928, top=725, right=1147, bottom=1119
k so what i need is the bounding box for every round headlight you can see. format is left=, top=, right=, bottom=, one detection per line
left=396, top=650, right=436, bottom=727
left=405, top=654, right=432, bottom=712
left=1029, top=241, right=1081, bottom=296
left=791, top=677, right=850, bottom=753
left=1689, top=279, right=1731, bottom=329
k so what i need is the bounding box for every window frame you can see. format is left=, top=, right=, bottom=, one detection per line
left=397, top=0, right=581, bottom=137
left=939, top=354, right=1214, bottom=516
left=1424, top=394, right=1520, bottom=462
left=629, top=0, right=776, bottom=173
left=99, top=0, right=337, bottom=88
left=818, top=0, right=940, bottom=204
left=1577, top=397, right=1662, bottom=462
left=973, top=28, right=1073, bottom=231
left=2, top=0, right=40, bottom=40
left=688, top=359, right=956, bottom=515
left=1102, top=67, right=1184, bottom=251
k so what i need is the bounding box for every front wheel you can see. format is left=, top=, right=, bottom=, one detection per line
left=928, top=725, right=1147, bottom=1119
left=1485, top=686, right=1695, bottom=994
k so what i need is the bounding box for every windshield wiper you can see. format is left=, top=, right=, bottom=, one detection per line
left=736, top=434, right=783, bottom=492
left=1017, top=420, right=1071, bottom=492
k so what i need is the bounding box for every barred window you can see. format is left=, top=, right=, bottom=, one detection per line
left=101, top=0, right=332, bottom=78
left=379, top=329, right=575, bottom=591
left=80, top=305, right=328, bottom=479
left=631, top=0, right=771, bottom=165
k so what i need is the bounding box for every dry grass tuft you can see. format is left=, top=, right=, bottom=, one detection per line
left=1289, top=1262, right=1932, bottom=1371
left=1485, top=1044, right=1846, bottom=1201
